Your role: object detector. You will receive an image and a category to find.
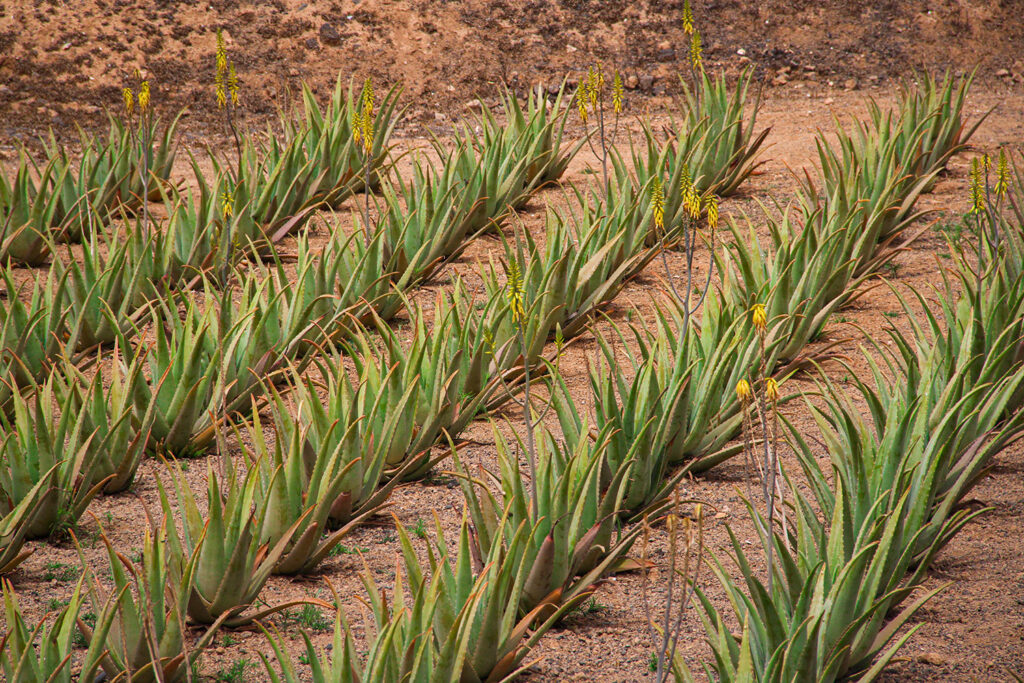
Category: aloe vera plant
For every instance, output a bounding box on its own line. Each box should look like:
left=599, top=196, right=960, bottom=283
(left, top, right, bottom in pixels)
left=0, top=375, right=112, bottom=538
left=54, top=345, right=156, bottom=493
left=457, top=422, right=640, bottom=615
left=39, top=113, right=179, bottom=240
left=808, top=110, right=937, bottom=250
left=435, top=119, right=538, bottom=232
left=886, top=69, right=986, bottom=181
left=495, top=80, right=583, bottom=185
left=131, top=297, right=221, bottom=458
left=379, top=152, right=484, bottom=282
left=280, top=77, right=402, bottom=205
left=714, top=203, right=881, bottom=362
left=52, top=225, right=149, bottom=351
left=124, top=185, right=234, bottom=296
left=263, top=513, right=589, bottom=683
left=627, top=66, right=768, bottom=202
left=0, top=472, right=55, bottom=575
left=0, top=152, right=66, bottom=265
left=483, top=193, right=656, bottom=365
left=693, top=263, right=1024, bottom=682
left=159, top=456, right=327, bottom=627
left=338, top=312, right=475, bottom=480
left=0, top=269, right=76, bottom=409
left=266, top=222, right=406, bottom=344
left=241, top=369, right=409, bottom=573
left=0, top=578, right=83, bottom=683
left=76, top=521, right=226, bottom=683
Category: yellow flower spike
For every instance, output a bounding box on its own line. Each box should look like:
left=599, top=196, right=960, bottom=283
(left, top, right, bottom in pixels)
left=352, top=108, right=363, bottom=145
left=969, top=157, right=985, bottom=215
left=683, top=184, right=701, bottom=220
left=228, top=62, right=239, bottom=106
left=221, top=189, right=233, bottom=219
left=750, top=303, right=767, bottom=335
left=215, top=29, right=227, bottom=76
left=506, top=260, right=526, bottom=326
left=138, top=81, right=150, bottom=113
left=596, top=62, right=605, bottom=93
left=361, top=115, right=374, bottom=155
left=586, top=67, right=599, bottom=110
left=690, top=31, right=703, bottom=72
left=682, top=0, right=695, bottom=35
left=983, top=152, right=991, bottom=173
left=706, top=195, right=720, bottom=232
left=214, top=29, right=227, bottom=108
left=995, top=149, right=1010, bottom=200
left=577, top=88, right=589, bottom=123
left=122, top=87, right=134, bottom=117
left=736, top=379, right=752, bottom=404
left=765, top=378, right=780, bottom=404
left=612, top=70, right=623, bottom=114
left=651, top=176, right=666, bottom=231
left=361, top=77, right=375, bottom=114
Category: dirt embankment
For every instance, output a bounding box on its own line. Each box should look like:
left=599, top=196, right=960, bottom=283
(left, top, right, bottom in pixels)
left=2, top=0, right=1023, bottom=146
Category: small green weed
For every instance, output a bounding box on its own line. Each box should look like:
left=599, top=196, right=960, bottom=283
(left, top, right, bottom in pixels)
left=413, top=517, right=427, bottom=539
left=214, top=658, right=250, bottom=683
left=328, top=544, right=368, bottom=557
left=43, top=561, right=79, bottom=583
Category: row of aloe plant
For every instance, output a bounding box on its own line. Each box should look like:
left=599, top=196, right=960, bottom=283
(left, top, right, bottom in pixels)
left=578, top=71, right=985, bottom=509
left=0, top=112, right=180, bottom=266
left=686, top=214, right=1024, bottom=680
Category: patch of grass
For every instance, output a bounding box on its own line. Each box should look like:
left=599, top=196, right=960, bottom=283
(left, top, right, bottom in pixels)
left=648, top=651, right=659, bottom=672
left=377, top=533, right=397, bottom=545
left=567, top=597, right=608, bottom=619
left=43, top=561, right=79, bottom=583
left=222, top=634, right=239, bottom=647
left=883, top=311, right=901, bottom=319
left=328, top=544, right=368, bottom=557
left=412, top=517, right=427, bottom=539
left=214, top=658, right=250, bottom=683
left=933, top=212, right=973, bottom=245
left=282, top=604, right=332, bottom=632
left=47, top=598, right=69, bottom=611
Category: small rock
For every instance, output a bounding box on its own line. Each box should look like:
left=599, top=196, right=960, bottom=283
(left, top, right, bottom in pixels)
left=803, top=64, right=816, bottom=71
left=319, top=22, right=342, bottom=46
left=823, top=97, right=834, bottom=105
left=434, top=112, right=447, bottom=122
left=465, top=98, right=483, bottom=111
left=995, top=68, right=1011, bottom=78
left=918, top=652, right=948, bottom=667
left=546, top=81, right=561, bottom=95
left=844, top=77, right=858, bottom=90
left=304, top=36, right=319, bottom=50
left=638, top=74, right=654, bottom=92
left=714, top=512, right=728, bottom=520
left=220, top=29, right=233, bottom=45
left=566, top=44, right=577, bottom=53
left=772, top=74, right=788, bottom=86
left=287, top=67, right=300, bottom=78
left=625, top=74, right=639, bottom=90
left=736, top=48, right=746, bottom=56
left=656, top=48, right=675, bottom=62
left=657, top=40, right=672, bottom=51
